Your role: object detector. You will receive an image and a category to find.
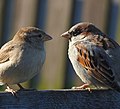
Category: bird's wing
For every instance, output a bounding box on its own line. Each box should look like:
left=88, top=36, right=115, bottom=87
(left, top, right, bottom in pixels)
left=75, top=42, right=116, bottom=87
left=0, top=51, right=9, bottom=63
left=0, top=41, right=14, bottom=64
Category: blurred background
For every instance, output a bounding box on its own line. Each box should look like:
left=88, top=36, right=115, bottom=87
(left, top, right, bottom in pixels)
left=0, top=0, right=120, bottom=90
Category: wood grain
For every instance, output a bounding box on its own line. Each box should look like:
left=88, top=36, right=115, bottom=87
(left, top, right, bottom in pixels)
left=0, top=89, right=120, bottom=109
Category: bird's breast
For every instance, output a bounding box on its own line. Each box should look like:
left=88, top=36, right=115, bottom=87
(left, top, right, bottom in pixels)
left=68, top=45, right=89, bottom=83
left=18, top=47, right=45, bottom=76
left=3, top=46, right=45, bottom=84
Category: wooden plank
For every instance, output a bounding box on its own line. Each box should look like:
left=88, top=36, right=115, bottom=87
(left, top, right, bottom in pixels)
left=0, top=0, right=4, bottom=91
left=0, top=0, right=4, bottom=44
left=0, top=0, right=14, bottom=45
left=36, top=0, right=47, bottom=30
left=81, top=0, right=110, bottom=31
left=0, top=89, right=120, bottom=108
left=116, top=1, right=120, bottom=43
left=11, top=0, right=38, bottom=37
left=107, top=0, right=120, bottom=38
left=39, top=0, right=73, bottom=89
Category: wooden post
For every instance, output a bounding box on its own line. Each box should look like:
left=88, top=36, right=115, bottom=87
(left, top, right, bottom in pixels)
left=40, top=0, right=73, bottom=89
left=116, top=1, right=120, bottom=43
left=0, top=0, right=4, bottom=44
left=0, top=89, right=120, bottom=109
left=81, top=0, right=110, bottom=31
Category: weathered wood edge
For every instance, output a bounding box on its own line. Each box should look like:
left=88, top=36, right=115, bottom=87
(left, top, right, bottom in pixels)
left=0, top=89, right=120, bottom=109
left=0, top=88, right=115, bottom=94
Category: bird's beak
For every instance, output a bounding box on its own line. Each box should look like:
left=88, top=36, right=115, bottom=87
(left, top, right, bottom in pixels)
left=61, top=31, right=71, bottom=39
left=43, top=33, right=52, bottom=41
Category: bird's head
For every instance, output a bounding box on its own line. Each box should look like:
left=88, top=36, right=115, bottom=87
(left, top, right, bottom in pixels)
left=13, top=27, right=52, bottom=48
left=61, top=22, right=104, bottom=42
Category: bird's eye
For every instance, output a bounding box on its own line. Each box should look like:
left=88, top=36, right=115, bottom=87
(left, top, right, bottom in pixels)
left=39, top=34, right=42, bottom=37
left=72, top=29, right=81, bottom=36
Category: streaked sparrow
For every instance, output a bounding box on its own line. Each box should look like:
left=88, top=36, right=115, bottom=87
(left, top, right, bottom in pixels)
left=0, top=27, right=52, bottom=94
left=61, top=22, right=120, bottom=92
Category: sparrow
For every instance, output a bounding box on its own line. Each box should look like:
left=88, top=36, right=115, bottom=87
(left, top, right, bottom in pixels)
left=0, top=27, right=52, bottom=95
left=61, top=22, right=120, bottom=92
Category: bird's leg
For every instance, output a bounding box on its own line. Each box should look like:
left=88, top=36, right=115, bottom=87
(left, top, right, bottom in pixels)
left=17, top=83, right=25, bottom=90
left=5, top=84, right=17, bottom=96
left=17, top=83, right=36, bottom=91
left=72, top=83, right=91, bottom=92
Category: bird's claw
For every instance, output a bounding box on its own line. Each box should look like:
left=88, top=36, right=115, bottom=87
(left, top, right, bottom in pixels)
left=5, top=86, right=17, bottom=97
left=72, top=84, right=92, bottom=92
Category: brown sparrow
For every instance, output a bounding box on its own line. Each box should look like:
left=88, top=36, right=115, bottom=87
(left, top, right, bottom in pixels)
left=61, top=22, right=120, bottom=92
left=0, top=27, right=52, bottom=94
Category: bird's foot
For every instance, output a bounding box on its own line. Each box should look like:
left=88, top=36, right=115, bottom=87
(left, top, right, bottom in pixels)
left=5, top=85, right=17, bottom=96
left=72, top=84, right=92, bottom=92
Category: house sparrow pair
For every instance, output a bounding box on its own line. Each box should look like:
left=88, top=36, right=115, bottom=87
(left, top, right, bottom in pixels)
left=0, top=22, right=120, bottom=95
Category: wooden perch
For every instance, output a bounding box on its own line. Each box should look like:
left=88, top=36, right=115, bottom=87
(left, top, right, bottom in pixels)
left=0, top=89, right=120, bottom=109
